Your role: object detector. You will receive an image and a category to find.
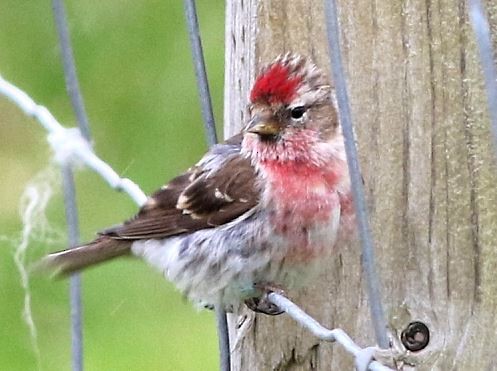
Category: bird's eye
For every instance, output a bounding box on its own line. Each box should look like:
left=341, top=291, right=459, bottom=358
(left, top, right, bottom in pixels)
left=290, top=106, right=306, bottom=119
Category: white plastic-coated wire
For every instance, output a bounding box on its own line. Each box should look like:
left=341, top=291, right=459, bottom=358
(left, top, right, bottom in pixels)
left=324, top=0, right=389, bottom=348
left=0, top=75, right=147, bottom=207
left=268, top=293, right=393, bottom=371
left=0, top=74, right=396, bottom=371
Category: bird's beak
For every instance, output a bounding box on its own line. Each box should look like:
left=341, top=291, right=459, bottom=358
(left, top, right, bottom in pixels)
left=246, top=116, right=281, bottom=136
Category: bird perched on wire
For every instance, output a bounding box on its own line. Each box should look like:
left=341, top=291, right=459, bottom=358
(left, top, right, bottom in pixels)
left=41, top=54, right=352, bottom=315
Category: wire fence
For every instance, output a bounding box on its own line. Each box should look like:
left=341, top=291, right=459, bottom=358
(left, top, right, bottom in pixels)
left=51, top=0, right=90, bottom=369
left=0, top=73, right=394, bottom=371
left=323, top=0, right=389, bottom=349
left=1, top=0, right=496, bottom=370
left=182, top=1, right=229, bottom=369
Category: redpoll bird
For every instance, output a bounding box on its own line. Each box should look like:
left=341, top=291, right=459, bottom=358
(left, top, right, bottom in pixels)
left=42, top=54, right=351, bottom=314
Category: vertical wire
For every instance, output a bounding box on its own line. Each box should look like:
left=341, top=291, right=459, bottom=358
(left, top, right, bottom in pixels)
left=52, top=0, right=91, bottom=142
left=60, top=165, right=83, bottom=371
left=183, top=1, right=230, bottom=370
left=184, top=0, right=219, bottom=147
left=215, top=306, right=231, bottom=371
left=324, top=0, right=389, bottom=348
left=469, top=0, right=497, bottom=155
left=52, top=1, right=92, bottom=370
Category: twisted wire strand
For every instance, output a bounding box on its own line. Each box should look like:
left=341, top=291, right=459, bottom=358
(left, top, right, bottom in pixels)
left=0, top=74, right=394, bottom=371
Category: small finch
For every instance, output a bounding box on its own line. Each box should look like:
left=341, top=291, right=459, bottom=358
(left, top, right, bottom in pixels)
left=42, top=54, right=351, bottom=314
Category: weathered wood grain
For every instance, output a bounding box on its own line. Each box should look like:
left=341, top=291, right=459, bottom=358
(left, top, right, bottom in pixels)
left=225, top=0, right=497, bottom=369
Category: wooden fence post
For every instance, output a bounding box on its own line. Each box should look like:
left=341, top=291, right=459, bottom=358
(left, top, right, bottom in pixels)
left=225, top=1, right=497, bottom=369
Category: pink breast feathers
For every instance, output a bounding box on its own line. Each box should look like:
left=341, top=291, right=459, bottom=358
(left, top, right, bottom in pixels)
left=262, top=160, right=341, bottom=263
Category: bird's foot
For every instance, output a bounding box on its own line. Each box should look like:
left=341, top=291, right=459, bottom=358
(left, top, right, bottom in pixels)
left=244, top=282, right=285, bottom=316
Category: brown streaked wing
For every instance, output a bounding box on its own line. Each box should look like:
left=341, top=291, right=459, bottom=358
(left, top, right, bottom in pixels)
left=178, top=153, right=258, bottom=224
left=101, top=135, right=259, bottom=240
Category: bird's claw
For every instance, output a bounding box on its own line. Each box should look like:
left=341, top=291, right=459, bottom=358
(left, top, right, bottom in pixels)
left=244, top=296, right=284, bottom=315
left=244, top=282, right=285, bottom=316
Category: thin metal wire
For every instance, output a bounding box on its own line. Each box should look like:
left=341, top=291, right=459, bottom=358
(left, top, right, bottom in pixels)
left=268, top=293, right=393, bottom=371
left=0, top=76, right=149, bottom=206
left=52, top=0, right=92, bottom=369
left=1, top=75, right=396, bottom=370
left=184, top=0, right=218, bottom=147
left=52, top=0, right=91, bottom=142
left=183, top=1, right=229, bottom=370
left=324, top=0, right=389, bottom=348
left=215, top=307, right=231, bottom=371
left=469, top=0, right=497, bottom=155
left=60, top=164, right=83, bottom=371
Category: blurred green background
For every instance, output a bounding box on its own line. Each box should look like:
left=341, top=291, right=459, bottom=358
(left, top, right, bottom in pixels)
left=0, top=1, right=225, bottom=370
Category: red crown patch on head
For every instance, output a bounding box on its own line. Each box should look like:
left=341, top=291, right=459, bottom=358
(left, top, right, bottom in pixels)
left=250, top=63, right=302, bottom=105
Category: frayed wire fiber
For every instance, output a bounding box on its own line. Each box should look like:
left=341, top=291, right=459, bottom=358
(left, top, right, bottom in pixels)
left=0, top=75, right=147, bottom=207
left=1, top=75, right=395, bottom=369
left=14, top=167, right=62, bottom=369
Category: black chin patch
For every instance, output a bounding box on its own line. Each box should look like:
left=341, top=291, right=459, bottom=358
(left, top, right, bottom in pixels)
left=257, top=133, right=279, bottom=142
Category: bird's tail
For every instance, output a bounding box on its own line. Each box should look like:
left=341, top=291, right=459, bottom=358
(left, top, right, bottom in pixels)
left=39, top=237, right=132, bottom=276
